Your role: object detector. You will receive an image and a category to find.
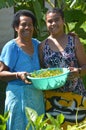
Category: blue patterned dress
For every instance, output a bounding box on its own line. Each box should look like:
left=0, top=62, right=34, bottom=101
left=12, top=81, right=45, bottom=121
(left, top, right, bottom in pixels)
left=43, top=35, right=86, bottom=96
left=0, top=38, right=45, bottom=130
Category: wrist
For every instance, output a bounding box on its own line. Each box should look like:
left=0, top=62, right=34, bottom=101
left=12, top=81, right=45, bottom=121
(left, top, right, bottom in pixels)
left=16, top=72, right=20, bottom=79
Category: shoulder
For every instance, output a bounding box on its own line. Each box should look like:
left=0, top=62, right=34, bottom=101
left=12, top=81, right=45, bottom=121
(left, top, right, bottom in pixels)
left=1, top=39, right=19, bottom=55
left=39, top=38, right=48, bottom=49
left=3, top=39, right=18, bottom=49
left=68, top=32, right=80, bottom=45
left=72, top=34, right=82, bottom=49
left=68, top=33, right=82, bottom=48
left=32, top=38, right=40, bottom=45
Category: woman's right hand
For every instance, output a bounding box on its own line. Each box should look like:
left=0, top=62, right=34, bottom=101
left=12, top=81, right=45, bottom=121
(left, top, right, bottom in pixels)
left=0, top=61, right=32, bottom=84
left=16, top=72, right=32, bottom=84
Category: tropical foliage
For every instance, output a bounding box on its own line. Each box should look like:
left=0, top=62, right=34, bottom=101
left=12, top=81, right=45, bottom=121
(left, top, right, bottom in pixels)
left=0, top=111, right=9, bottom=130
left=0, top=0, right=86, bottom=42
left=25, top=107, right=86, bottom=130
left=25, top=107, right=64, bottom=130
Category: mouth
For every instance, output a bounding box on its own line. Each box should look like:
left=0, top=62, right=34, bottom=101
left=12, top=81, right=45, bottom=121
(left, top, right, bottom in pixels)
left=50, top=27, right=57, bottom=32
left=24, top=30, right=32, bottom=35
left=25, top=30, right=31, bottom=33
left=50, top=25, right=59, bottom=32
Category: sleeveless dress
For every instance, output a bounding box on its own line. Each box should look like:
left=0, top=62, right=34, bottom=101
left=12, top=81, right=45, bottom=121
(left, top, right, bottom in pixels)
left=0, top=38, right=45, bottom=130
left=42, top=35, right=86, bottom=127
left=43, top=35, right=86, bottom=96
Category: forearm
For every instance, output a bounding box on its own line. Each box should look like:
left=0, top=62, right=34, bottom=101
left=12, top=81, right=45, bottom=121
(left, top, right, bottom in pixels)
left=0, top=71, right=17, bottom=82
left=78, top=66, right=86, bottom=76
left=0, top=71, right=31, bottom=84
left=69, top=65, right=86, bottom=78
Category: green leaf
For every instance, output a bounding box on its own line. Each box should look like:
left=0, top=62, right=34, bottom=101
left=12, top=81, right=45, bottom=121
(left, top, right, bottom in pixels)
left=35, top=114, right=49, bottom=129
left=0, top=125, right=6, bottom=130
left=0, top=115, right=5, bottom=124
left=25, top=107, right=38, bottom=122
left=4, top=111, right=10, bottom=122
left=46, top=113, right=56, bottom=125
left=35, top=114, right=44, bottom=124
left=56, top=113, right=65, bottom=125
left=32, top=0, right=43, bottom=31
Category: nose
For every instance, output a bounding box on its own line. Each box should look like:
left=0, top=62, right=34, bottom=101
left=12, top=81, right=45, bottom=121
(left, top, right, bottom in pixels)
left=25, top=25, right=31, bottom=29
left=52, top=21, right=56, bottom=25
left=25, top=24, right=33, bottom=29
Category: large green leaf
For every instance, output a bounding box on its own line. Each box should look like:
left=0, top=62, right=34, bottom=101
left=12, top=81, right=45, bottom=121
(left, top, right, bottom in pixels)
left=64, top=9, right=86, bottom=23
left=32, top=1, right=45, bottom=37
left=25, top=107, right=38, bottom=122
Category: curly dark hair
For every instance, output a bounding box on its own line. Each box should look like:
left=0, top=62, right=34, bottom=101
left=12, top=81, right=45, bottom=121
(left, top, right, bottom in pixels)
left=12, top=9, right=36, bottom=29
left=45, top=7, right=64, bottom=20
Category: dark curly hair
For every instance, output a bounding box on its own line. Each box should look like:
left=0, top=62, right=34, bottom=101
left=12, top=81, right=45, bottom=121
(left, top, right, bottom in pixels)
left=12, top=9, right=36, bottom=29
left=45, top=7, right=64, bottom=20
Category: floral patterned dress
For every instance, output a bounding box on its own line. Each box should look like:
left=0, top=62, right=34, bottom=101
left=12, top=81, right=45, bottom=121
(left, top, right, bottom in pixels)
left=43, top=35, right=86, bottom=96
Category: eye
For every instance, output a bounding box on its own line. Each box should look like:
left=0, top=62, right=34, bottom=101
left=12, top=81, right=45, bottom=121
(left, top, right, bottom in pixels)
left=20, top=22, right=27, bottom=27
left=54, top=18, right=59, bottom=22
left=20, top=23, right=33, bottom=27
left=47, top=20, right=53, bottom=24
left=28, top=23, right=33, bottom=27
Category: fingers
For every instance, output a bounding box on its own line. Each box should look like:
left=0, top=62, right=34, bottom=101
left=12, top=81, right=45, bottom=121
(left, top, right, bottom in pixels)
left=16, top=72, right=32, bottom=84
left=68, top=67, right=80, bottom=79
left=68, top=32, right=78, bottom=37
left=68, top=72, right=75, bottom=80
left=24, top=79, right=32, bottom=84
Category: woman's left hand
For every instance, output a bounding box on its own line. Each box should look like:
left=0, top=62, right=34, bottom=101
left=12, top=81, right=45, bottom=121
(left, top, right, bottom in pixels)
left=68, top=67, right=80, bottom=79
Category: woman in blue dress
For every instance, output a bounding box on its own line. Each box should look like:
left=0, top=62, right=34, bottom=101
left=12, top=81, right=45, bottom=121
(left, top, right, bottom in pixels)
left=0, top=10, right=45, bottom=130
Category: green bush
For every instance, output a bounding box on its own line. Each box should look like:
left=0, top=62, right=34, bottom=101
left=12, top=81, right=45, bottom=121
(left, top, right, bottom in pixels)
left=25, top=107, right=64, bottom=130
left=0, top=111, right=9, bottom=130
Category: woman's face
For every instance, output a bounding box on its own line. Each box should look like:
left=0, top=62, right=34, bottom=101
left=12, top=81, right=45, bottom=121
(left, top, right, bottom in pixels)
left=46, top=12, right=64, bottom=35
left=15, top=15, right=34, bottom=39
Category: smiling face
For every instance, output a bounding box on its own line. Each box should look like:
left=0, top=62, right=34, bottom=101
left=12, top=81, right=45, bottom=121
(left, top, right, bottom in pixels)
left=15, top=15, right=34, bottom=40
left=46, top=12, right=64, bottom=36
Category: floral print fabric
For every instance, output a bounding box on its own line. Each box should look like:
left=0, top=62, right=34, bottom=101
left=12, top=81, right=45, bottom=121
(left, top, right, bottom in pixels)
left=43, top=35, right=86, bottom=96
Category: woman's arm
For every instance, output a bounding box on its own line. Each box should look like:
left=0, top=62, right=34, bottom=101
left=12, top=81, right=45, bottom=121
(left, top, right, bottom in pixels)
left=0, top=62, right=30, bottom=84
left=69, top=35, right=86, bottom=77
left=75, top=36, right=86, bottom=67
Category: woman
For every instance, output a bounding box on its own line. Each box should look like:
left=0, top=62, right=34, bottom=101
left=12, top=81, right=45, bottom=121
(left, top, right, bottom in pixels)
left=39, top=7, right=86, bottom=127
left=0, top=10, right=45, bottom=130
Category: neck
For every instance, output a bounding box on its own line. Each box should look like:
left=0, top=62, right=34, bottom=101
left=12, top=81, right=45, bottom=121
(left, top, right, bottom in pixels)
left=16, top=37, right=32, bottom=45
left=50, top=32, right=66, bottom=40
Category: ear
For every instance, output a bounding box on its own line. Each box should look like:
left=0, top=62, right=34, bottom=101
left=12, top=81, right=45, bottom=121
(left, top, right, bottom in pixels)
left=15, top=27, right=18, bottom=32
left=63, top=18, right=65, bottom=23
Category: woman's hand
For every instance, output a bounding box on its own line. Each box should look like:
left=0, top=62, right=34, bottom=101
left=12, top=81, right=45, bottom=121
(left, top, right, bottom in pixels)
left=68, top=32, right=78, bottom=37
left=68, top=67, right=80, bottom=79
left=16, top=72, right=32, bottom=84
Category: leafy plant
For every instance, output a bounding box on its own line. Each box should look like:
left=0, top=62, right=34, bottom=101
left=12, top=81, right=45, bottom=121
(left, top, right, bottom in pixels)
left=0, top=0, right=86, bottom=42
left=25, top=107, right=64, bottom=130
left=67, top=120, right=86, bottom=130
left=0, top=111, right=9, bottom=130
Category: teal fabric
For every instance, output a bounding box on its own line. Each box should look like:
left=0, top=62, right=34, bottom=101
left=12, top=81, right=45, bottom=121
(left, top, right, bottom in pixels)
left=0, top=38, right=45, bottom=130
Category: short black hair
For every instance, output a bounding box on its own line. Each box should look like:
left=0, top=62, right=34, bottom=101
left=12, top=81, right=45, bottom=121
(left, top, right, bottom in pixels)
left=12, top=9, right=36, bottom=29
left=46, top=7, right=64, bottom=20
